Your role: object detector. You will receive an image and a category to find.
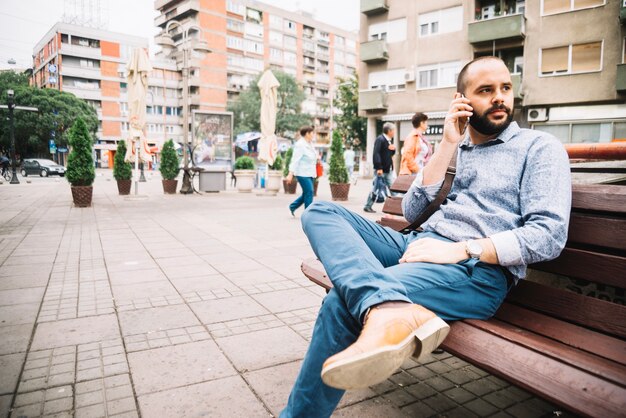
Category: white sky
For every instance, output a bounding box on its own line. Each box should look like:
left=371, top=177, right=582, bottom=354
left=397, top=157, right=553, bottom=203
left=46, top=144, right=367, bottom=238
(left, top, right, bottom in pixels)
left=0, top=0, right=360, bottom=70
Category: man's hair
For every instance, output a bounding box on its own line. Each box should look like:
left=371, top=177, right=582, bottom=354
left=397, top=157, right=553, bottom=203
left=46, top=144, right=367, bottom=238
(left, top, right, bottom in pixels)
left=456, top=56, right=506, bottom=94
left=382, top=122, right=395, bottom=135
left=299, top=126, right=314, bottom=137
left=411, top=112, right=428, bottom=128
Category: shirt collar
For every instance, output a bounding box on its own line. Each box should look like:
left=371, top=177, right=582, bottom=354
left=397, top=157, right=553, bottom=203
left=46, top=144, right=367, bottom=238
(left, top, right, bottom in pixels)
left=383, top=133, right=392, bottom=143
left=460, top=121, right=520, bottom=149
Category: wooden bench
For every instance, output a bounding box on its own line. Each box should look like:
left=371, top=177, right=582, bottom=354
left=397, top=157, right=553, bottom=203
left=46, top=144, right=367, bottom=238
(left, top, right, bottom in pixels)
left=301, top=175, right=626, bottom=417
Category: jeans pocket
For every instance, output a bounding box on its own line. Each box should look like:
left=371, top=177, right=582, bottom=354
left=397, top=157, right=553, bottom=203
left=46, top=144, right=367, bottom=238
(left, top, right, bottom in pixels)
left=458, top=257, right=479, bottom=276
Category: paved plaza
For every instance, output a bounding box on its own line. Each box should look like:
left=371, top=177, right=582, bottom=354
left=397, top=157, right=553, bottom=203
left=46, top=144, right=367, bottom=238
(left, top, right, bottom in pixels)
left=0, top=171, right=567, bottom=417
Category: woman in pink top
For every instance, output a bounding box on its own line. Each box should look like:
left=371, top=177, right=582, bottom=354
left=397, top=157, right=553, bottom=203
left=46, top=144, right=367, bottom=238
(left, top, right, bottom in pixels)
left=399, top=112, right=433, bottom=175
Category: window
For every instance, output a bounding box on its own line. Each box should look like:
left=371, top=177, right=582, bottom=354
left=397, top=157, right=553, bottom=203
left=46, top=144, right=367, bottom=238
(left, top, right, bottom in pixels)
left=246, top=8, right=262, bottom=24
left=535, top=122, right=617, bottom=143
left=284, top=20, right=296, bottom=32
left=417, top=61, right=461, bottom=89
left=334, top=63, right=345, bottom=77
left=226, top=35, right=244, bottom=50
left=419, top=7, right=462, bottom=37
left=227, top=19, right=244, bottom=33
left=513, top=56, right=524, bottom=74
left=368, top=69, right=407, bottom=92
left=369, top=18, right=406, bottom=43
left=284, top=36, right=297, bottom=50
left=269, top=15, right=282, bottom=29
left=334, top=50, right=344, bottom=63
left=335, top=35, right=345, bottom=47
left=245, top=22, right=263, bottom=38
left=345, top=53, right=356, bottom=67
left=121, top=122, right=129, bottom=132
left=284, top=51, right=297, bottom=65
left=542, top=0, right=604, bottom=15
left=226, top=0, right=245, bottom=15
left=269, top=31, right=283, bottom=46
left=270, top=48, right=282, bottom=62
left=540, top=41, right=602, bottom=75
left=244, top=39, right=263, bottom=54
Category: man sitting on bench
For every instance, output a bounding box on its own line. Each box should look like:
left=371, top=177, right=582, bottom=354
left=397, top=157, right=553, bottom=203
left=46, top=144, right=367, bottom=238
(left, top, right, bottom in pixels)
left=280, top=56, right=572, bottom=418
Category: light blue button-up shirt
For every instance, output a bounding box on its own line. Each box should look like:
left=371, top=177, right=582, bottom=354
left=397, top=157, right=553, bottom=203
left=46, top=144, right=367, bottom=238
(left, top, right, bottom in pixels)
left=289, top=138, right=317, bottom=178
left=402, top=122, right=572, bottom=280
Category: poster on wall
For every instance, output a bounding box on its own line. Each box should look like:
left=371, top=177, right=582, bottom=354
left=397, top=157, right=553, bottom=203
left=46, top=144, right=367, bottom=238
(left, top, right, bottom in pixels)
left=191, top=111, right=234, bottom=171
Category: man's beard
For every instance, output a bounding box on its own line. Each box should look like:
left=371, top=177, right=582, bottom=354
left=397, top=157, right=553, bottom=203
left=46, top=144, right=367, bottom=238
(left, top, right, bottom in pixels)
left=469, top=103, right=513, bottom=136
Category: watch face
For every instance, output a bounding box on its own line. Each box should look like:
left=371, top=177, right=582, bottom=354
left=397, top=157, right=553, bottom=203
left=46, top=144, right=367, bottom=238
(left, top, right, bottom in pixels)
left=467, top=241, right=483, bottom=258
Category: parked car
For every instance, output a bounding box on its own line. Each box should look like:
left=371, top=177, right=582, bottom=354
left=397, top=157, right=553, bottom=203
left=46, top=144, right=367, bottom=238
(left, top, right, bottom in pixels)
left=21, top=159, right=66, bottom=177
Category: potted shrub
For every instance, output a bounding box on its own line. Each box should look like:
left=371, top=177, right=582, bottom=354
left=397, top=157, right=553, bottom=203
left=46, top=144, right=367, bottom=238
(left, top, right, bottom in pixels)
left=66, top=117, right=96, bottom=207
left=282, top=147, right=297, bottom=194
left=113, top=140, right=132, bottom=195
left=328, top=132, right=350, bottom=201
left=234, top=156, right=256, bottom=192
left=266, top=153, right=283, bottom=194
left=159, top=139, right=179, bottom=194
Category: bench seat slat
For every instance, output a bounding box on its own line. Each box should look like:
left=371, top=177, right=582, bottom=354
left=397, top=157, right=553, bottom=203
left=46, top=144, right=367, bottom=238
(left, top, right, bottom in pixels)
left=506, top=280, right=626, bottom=339
left=531, top=247, right=626, bottom=288
left=376, top=216, right=409, bottom=231
left=494, top=303, right=626, bottom=366
left=464, top=317, right=626, bottom=386
left=441, top=321, right=626, bottom=418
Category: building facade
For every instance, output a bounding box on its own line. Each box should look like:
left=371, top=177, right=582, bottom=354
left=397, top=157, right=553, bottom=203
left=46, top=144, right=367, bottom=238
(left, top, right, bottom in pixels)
left=358, top=0, right=626, bottom=174
left=32, top=22, right=184, bottom=168
left=153, top=0, right=359, bottom=145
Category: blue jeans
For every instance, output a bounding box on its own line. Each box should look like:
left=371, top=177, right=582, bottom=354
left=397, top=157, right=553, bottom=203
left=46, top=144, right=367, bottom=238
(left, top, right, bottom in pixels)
left=280, top=202, right=509, bottom=418
left=364, top=171, right=396, bottom=209
left=290, top=176, right=315, bottom=214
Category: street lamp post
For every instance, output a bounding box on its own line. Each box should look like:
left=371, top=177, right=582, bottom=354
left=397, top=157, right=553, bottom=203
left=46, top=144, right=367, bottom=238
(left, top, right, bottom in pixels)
left=156, top=21, right=211, bottom=194
left=7, top=90, right=18, bottom=184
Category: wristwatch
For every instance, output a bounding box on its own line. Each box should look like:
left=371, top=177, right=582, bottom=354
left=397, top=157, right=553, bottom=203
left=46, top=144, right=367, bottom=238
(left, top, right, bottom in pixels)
left=465, top=240, right=483, bottom=260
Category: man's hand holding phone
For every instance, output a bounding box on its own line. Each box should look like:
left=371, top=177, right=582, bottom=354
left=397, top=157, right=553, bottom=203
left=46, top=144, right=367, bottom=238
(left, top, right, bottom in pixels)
left=442, top=93, right=473, bottom=145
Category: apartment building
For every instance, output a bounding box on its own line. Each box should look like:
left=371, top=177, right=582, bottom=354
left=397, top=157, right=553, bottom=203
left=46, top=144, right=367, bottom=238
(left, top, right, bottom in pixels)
left=32, top=22, right=183, bottom=168
left=358, top=0, right=626, bottom=173
left=153, top=0, right=359, bottom=144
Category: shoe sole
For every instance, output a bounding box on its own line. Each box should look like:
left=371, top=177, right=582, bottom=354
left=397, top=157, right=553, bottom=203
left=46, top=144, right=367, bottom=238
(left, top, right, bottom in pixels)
left=321, top=317, right=450, bottom=390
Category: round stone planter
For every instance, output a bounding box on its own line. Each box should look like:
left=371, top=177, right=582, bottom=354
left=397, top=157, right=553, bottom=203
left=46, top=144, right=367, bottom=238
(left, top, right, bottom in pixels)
left=234, top=169, right=256, bottom=192
left=330, top=182, right=350, bottom=201
left=265, top=170, right=282, bottom=194
left=162, top=179, right=178, bottom=194
left=71, top=185, right=93, bottom=207
left=116, top=179, right=132, bottom=195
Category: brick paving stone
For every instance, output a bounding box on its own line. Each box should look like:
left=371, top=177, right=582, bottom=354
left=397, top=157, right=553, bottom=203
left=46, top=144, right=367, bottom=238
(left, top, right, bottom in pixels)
left=400, top=401, right=438, bottom=418
left=31, top=315, right=120, bottom=350
left=334, top=397, right=405, bottom=417
left=423, top=375, right=457, bottom=392
left=0, top=324, right=32, bottom=356
left=382, top=388, right=418, bottom=408
left=464, top=397, right=501, bottom=416
left=443, top=386, right=477, bottom=405
left=75, top=374, right=138, bottom=418
left=0, top=352, right=25, bottom=395
left=405, top=382, right=438, bottom=400
left=422, top=392, right=460, bottom=414
left=189, top=295, right=269, bottom=324
left=251, top=287, right=322, bottom=313
left=462, top=377, right=504, bottom=397
left=118, top=304, right=199, bottom=336
left=124, top=325, right=211, bottom=353
left=483, top=389, right=519, bottom=409
left=0, top=303, right=40, bottom=326
left=12, top=385, right=73, bottom=417
left=18, top=347, right=75, bottom=393
left=76, top=339, right=128, bottom=382
left=406, top=365, right=437, bottom=381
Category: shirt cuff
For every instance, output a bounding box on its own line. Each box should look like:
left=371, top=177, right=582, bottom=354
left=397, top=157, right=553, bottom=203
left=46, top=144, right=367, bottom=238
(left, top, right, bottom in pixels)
left=411, top=171, right=444, bottom=202
left=490, top=230, right=524, bottom=266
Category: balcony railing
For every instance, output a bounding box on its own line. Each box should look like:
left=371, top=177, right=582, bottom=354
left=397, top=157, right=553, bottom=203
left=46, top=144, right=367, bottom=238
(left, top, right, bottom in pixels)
left=617, top=64, right=626, bottom=92
left=358, top=89, right=387, bottom=112
left=468, top=13, right=525, bottom=44
left=360, top=39, right=388, bottom=63
left=361, top=0, right=388, bottom=16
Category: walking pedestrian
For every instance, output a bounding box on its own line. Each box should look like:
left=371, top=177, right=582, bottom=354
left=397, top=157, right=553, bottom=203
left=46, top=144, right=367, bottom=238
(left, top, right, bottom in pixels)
left=343, top=145, right=356, bottom=184
left=400, top=112, right=433, bottom=175
left=363, top=123, right=396, bottom=213
left=286, top=126, right=317, bottom=217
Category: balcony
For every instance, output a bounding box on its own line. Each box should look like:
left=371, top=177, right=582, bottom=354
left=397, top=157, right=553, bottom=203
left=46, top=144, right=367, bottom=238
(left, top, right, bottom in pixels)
left=61, top=65, right=102, bottom=80
left=468, top=14, right=525, bottom=44
left=617, top=64, right=626, bottom=92
left=155, top=0, right=199, bottom=28
left=511, top=73, right=522, bottom=99
left=358, top=89, right=387, bottom=112
left=361, top=0, right=388, bottom=16
left=360, top=40, right=388, bottom=63
left=60, top=43, right=101, bottom=60
left=154, top=0, right=180, bottom=10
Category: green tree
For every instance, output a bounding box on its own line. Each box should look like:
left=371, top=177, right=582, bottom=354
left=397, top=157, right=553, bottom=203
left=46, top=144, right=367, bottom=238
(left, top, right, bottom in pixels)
left=113, top=141, right=132, bottom=180
left=0, top=72, right=98, bottom=157
left=328, top=130, right=349, bottom=184
left=66, top=117, right=95, bottom=186
left=282, top=147, right=293, bottom=177
left=228, top=70, right=312, bottom=138
left=159, top=139, right=179, bottom=180
left=334, top=73, right=367, bottom=151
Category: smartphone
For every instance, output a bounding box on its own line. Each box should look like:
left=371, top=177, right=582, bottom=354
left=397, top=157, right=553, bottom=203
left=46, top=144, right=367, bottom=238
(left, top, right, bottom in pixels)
left=459, top=94, right=470, bottom=135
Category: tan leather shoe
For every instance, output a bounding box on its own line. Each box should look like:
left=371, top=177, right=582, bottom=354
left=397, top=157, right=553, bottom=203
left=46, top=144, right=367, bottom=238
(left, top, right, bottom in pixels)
left=321, top=304, right=449, bottom=390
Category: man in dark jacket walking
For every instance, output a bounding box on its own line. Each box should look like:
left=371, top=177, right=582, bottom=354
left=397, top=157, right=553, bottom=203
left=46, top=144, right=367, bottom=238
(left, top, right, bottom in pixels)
left=363, top=122, right=396, bottom=213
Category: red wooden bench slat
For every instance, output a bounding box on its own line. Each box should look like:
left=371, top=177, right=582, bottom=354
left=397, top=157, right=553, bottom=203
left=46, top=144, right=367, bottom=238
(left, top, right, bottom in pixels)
left=505, top=280, right=626, bottom=339
left=390, top=175, right=415, bottom=193
left=381, top=196, right=403, bottom=216
left=566, top=213, right=626, bottom=251
left=494, top=303, right=626, bottom=366
left=571, top=184, right=626, bottom=213
left=441, top=321, right=626, bottom=418
left=464, top=317, right=626, bottom=387
left=376, top=216, right=410, bottom=231
left=530, top=247, right=626, bottom=289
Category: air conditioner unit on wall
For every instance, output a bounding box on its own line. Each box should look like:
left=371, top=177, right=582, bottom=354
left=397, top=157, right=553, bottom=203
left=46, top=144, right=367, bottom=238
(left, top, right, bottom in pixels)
left=528, top=108, right=548, bottom=122
left=404, top=68, right=415, bottom=83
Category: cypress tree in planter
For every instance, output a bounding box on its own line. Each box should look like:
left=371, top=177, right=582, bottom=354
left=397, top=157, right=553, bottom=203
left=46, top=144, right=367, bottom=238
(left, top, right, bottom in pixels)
left=66, top=117, right=96, bottom=207
left=282, top=147, right=297, bottom=194
left=328, top=132, right=350, bottom=201
left=159, top=139, right=179, bottom=194
left=113, top=140, right=132, bottom=195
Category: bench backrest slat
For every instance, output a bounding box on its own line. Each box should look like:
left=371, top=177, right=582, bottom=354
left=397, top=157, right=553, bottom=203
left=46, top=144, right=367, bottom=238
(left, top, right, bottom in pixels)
left=568, top=213, right=626, bottom=251
left=506, top=281, right=626, bottom=339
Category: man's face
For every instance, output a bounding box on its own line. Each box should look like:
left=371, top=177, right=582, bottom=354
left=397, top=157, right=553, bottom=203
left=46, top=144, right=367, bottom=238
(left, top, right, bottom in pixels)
left=464, top=60, right=515, bottom=136
left=387, top=129, right=395, bottom=139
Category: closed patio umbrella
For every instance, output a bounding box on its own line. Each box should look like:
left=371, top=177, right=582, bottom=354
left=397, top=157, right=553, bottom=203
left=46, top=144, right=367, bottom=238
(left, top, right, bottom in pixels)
left=257, top=69, right=280, bottom=166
